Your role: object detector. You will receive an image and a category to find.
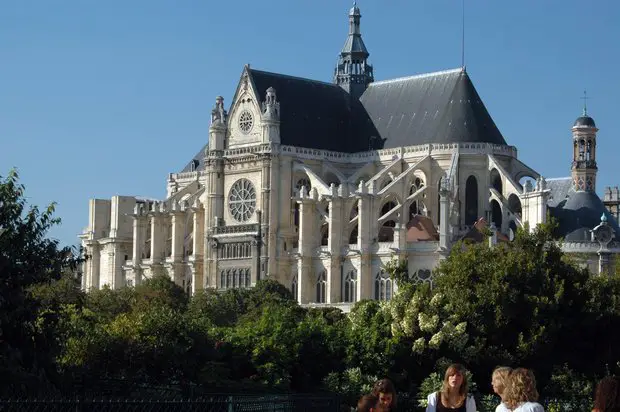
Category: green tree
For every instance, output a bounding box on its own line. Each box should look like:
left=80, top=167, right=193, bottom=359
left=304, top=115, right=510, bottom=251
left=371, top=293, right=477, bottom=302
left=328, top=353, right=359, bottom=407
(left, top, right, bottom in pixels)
left=0, top=169, right=79, bottom=395
left=432, top=223, right=604, bottom=389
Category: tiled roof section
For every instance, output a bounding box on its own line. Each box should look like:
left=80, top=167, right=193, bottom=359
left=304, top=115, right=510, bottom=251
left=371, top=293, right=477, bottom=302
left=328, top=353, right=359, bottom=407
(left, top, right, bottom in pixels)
left=180, top=143, right=208, bottom=173
left=406, top=215, right=439, bottom=242
left=248, top=69, right=375, bottom=153
left=549, top=190, right=620, bottom=242
left=546, top=177, right=573, bottom=207
left=360, top=68, right=508, bottom=147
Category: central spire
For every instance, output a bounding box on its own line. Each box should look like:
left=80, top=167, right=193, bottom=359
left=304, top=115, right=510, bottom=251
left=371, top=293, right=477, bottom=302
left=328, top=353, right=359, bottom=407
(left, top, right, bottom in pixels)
left=333, top=2, right=374, bottom=100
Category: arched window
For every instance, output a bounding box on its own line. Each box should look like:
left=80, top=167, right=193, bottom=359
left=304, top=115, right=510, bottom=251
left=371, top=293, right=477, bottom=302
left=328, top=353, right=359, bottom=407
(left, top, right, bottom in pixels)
left=465, top=175, right=479, bottom=225
left=349, top=225, right=358, bottom=245
left=343, top=270, right=357, bottom=303
left=490, top=169, right=502, bottom=194
left=378, top=220, right=396, bottom=242
left=409, top=178, right=425, bottom=218
left=294, top=178, right=311, bottom=196
left=578, top=139, right=585, bottom=160
left=144, top=223, right=152, bottom=259
left=321, top=225, right=329, bottom=246
left=316, top=271, right=327, bottom=303
left=244, top=268, right=251, bottom=288
left=490, top=199, right=503, bottom=229
left=508, top=194, right=522, bottom=218
left=374, top=270, right=392, bottom=301
left=165, top=222, right=173, bottom=257
left=184, top=214, right=194, bottom=257
left=350, top=201, right=359, bottom=220
left=291, top=274, right=298, bottom=301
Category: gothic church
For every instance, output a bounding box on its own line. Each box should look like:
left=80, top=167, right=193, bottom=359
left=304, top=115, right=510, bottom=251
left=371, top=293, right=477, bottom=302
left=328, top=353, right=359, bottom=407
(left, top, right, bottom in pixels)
left=80, top=4, right=620, bottom=309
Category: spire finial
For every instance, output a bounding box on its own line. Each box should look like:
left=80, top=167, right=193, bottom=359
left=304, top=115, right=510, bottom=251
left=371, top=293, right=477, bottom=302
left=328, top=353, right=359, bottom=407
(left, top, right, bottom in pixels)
left=581, top=89, right=589, bottom=116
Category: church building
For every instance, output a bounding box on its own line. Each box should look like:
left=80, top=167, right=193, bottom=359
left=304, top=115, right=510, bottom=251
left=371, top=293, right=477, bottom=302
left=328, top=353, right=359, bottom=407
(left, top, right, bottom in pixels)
left=79, top=4, right=620, bottom=308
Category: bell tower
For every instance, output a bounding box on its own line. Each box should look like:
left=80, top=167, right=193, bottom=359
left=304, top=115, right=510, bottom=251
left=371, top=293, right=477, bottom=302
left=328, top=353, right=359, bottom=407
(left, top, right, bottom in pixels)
left=571, top=93, right=598, bottom=192
left=333, top=2, right=374, bottom=100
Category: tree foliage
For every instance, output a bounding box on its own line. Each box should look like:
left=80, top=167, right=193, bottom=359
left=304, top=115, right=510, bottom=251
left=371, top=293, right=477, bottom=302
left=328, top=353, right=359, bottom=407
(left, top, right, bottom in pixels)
left=0, top=169, right=79, bottom=396
left=4, top=167, right=620, bottom=406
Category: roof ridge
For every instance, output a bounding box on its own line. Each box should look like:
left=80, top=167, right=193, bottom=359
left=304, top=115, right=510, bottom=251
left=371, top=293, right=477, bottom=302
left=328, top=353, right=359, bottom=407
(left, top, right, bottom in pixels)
left=369, top=67, right=463, bottom=86
left=248, top=68, right=338, bottom=87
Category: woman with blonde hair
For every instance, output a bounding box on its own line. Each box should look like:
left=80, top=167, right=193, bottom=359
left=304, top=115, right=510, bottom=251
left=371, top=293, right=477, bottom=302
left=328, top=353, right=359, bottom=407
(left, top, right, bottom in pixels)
left=426, top=364, right=476, bottom=412
left=503, top=368, right=544, bottom=412
left=491, top=366, right=512, bottom=412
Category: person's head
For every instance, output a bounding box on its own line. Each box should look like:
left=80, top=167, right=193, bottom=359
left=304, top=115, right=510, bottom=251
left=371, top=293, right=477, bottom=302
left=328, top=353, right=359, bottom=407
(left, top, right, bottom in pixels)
left=504, top=368, right=539, bottom=409
left=441, top=364, right=469, bottom=398
left=371, top=378, right=397, bottom=409
left=594, top=376, right=620, bottom=412
left=491, top=366, right=512, bottom=399
left=357, top=395, right=390, bottom=412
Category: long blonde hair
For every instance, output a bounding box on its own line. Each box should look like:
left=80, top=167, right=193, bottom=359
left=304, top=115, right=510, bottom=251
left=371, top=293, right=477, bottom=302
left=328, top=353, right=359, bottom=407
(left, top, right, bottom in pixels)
left=492, top=366, right=512, bottom=400
left=504, top=368, right=539, bottom=409
left=440, top=364, right=469, bottom=404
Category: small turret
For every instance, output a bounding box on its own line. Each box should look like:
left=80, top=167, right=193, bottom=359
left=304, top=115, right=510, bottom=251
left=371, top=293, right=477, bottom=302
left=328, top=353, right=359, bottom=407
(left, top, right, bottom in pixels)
left=333, top=2, right=374, bottom=99
left=209, top=96, right=227, bottom=151
left=261, top=87, right=281, bottom=144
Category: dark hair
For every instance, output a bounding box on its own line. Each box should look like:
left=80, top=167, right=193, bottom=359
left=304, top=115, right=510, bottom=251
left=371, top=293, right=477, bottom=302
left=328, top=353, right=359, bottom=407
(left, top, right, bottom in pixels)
left=441, top=364, right=469, bottom=400
left=371, top=378, right=398, bottom=408
left=357, top=394, right=390, bottom=412
left=594, top=376, right=620, bottom=412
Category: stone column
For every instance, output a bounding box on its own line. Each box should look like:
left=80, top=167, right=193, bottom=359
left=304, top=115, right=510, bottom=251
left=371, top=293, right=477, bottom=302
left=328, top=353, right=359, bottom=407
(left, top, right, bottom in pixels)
left=356, top=181, right=373, bottom=300
left=599, top=251, right=612, bottom=275
left=258, top=155, right=276, bottom=279
left=267, top=154, right=279, bottom=278
left=170, top=202, right=186, bottom=285
left=394, top=221, right=407, bottom=259
left=86, top=242, right=100, bottom=290
left=131, top=206, right=146, bottom=284
left=328, top=187, right=343, bottom=303
left=297, top=188, right=316, bottom=304
left=149, top=205, right=165, bottom=278
left=192, top=201, right=205, bottom=290
left=439, top=180, right=451, bottom=251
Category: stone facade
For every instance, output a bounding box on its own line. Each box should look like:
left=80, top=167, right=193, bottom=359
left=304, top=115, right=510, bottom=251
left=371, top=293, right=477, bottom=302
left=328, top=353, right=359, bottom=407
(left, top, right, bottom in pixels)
left=79, top=5, right=620, bottom=307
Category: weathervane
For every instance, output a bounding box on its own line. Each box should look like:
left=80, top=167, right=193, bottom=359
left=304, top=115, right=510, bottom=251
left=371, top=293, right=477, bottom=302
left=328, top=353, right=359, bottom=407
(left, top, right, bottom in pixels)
left=580, top=90, right=590, bottom=116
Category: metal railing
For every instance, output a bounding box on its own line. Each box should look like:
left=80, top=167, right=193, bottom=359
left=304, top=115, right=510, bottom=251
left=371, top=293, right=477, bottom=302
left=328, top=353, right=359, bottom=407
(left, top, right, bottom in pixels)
left=0, top=395, right=341, bottom=412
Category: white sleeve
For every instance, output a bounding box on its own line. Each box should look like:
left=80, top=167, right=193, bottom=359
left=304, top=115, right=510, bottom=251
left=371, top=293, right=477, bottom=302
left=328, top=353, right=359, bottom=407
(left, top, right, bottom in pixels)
left=466, top=395, right=477, bottom=412
left=533, top=403, right=545, bottom=412
left=425, top=392, right=437, bottom=412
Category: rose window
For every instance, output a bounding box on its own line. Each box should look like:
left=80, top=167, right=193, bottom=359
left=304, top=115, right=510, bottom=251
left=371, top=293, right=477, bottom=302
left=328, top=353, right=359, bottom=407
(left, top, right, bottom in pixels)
left=228, top=179, right=257, bottom=222
left=238, top=111, right=254, bottom=134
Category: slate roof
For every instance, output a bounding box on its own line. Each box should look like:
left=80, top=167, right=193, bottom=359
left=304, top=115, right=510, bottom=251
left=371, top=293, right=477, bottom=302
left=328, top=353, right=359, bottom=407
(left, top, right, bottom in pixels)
left=546, top=177, right=573, bottom=208
left=546, top=178, right=620, bottom=241
left=180, top=143, right=207, bottom=173
left=360, top=68, right=507, bottom=148
left=179, top=66, right=508, bottom=170
left=248, top=68, right=376, bottom=153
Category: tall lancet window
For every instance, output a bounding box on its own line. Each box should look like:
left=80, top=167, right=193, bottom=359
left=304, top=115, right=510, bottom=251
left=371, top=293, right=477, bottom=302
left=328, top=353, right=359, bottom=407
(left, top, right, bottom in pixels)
left=316, top=271, right=327, bottom=303
left=374, top=270, right=393, bottom=301
left=343, top=270, right=357, bottom=303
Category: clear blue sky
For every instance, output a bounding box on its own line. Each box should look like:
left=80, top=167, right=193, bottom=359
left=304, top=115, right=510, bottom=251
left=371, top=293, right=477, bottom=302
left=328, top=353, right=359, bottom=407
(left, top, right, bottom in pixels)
left=1, top=0, right=619, bottom=247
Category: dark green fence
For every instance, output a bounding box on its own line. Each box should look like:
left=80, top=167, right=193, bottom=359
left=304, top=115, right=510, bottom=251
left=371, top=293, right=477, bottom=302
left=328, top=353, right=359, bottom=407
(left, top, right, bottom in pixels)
left=0, top=395, right=342, bottom=412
